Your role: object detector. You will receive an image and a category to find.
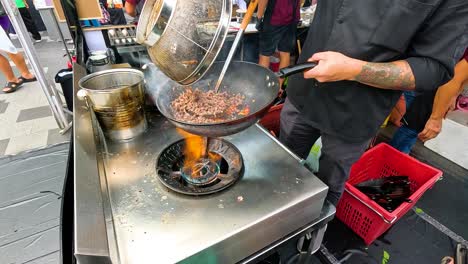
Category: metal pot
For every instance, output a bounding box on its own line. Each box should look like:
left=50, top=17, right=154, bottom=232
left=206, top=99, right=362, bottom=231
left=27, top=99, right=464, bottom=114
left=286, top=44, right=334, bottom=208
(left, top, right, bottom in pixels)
left=236, top=9, right=257, bottom=24
left=85, top=54, right=112, bottom=73
left=77, top=69, right=147, bottom=141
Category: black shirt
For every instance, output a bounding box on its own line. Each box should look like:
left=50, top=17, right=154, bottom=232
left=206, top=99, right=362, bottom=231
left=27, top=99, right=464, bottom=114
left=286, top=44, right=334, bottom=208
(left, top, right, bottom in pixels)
left=287, top=0, right=468, bottom=141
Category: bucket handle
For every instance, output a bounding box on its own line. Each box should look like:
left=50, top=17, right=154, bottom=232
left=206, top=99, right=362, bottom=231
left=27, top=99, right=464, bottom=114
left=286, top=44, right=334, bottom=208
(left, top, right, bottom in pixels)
left=77, top=89, right=95, bottom=111
left=77, top=89, right=88, bottom=101
left=344, top=188, right=398, bottom=224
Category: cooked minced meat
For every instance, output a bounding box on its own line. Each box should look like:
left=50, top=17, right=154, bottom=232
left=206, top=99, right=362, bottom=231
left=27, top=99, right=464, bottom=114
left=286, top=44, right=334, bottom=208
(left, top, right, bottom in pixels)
left=171, top=88, right=246, bottom=123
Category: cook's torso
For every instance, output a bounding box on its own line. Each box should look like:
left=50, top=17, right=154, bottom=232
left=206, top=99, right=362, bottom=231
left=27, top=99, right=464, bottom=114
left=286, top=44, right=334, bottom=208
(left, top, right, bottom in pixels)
left=287, top=0, right=442, bottom=140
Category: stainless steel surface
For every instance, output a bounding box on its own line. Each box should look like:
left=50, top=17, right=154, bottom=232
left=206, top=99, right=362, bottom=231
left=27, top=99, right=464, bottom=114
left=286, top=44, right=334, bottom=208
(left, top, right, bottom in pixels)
left=241, top=201, right=335, bottom=263
left=137, top=0, right=175, bottom=46
left=256, top=121, right=304, bottom=162
left=78, top=69, right=147, bottom=141
left=156, top=61, right=280, bottom=137
left=74, top=96, right=331, bottom=263
left=73, top=64, right=114, bottom=264
left=104, top=119, right=147, bottom=141
left=96, top=116, right=328, bottom=264
left=137, top=0, right=232, bottom=84
left=74, top=66, right=331, bottom=263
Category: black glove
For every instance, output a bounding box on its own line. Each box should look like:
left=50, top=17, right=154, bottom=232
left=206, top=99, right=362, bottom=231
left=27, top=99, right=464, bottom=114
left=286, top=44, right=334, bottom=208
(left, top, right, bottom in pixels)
left=256, top=18, right=264, bottom=32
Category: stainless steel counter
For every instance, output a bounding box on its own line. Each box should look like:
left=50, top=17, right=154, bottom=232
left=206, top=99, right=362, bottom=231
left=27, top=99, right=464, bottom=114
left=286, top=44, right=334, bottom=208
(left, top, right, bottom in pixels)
left=74, top=64, right=333, bottom=264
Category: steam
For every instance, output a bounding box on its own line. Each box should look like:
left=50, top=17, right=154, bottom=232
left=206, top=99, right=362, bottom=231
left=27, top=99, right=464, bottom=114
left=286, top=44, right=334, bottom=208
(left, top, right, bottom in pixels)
left=138, top=57, right=175, bottom=106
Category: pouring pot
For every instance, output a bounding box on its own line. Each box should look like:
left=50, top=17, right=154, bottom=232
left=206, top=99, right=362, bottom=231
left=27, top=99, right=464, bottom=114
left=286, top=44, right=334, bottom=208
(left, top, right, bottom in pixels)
left=77, top=69, right=147, bottom=141
left=155, top=61, right=316, bottom=137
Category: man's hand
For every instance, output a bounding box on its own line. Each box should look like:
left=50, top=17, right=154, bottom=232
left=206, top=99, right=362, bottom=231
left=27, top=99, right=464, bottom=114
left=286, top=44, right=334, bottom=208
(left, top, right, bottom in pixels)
left=430, top=79, right=463, bottom=120
left=418, top=117, right=442, bottom=142
left=303, top=52, right=359, bottom=82
left=255, top=18, right=264, bottom=32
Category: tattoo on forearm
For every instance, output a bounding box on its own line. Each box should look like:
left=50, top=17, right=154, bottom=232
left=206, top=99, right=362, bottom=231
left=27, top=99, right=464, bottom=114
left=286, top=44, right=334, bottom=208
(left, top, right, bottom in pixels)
left=354, top=61, right=415, bottom=90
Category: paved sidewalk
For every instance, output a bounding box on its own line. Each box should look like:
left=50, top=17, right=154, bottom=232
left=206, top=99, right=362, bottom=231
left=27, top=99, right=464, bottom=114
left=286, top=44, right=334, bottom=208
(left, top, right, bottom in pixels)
left=0, top=143, right=68, bottom=264
left=0, top=37, right=71, bottom=156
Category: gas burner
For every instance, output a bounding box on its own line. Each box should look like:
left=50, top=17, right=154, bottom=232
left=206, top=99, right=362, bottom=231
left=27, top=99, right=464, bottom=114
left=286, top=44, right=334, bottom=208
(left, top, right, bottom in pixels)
left=156, top=138, right=243, bottom=195
left=181, top=158, right=220, bottom=186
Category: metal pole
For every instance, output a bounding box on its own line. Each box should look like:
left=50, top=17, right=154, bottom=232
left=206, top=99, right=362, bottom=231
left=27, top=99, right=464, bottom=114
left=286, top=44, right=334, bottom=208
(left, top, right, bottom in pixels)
left=48, top=8, right=72, bottom=63
left=1, top=0, right=71, bottom=130
left=214, top=29, right=244, bottom=92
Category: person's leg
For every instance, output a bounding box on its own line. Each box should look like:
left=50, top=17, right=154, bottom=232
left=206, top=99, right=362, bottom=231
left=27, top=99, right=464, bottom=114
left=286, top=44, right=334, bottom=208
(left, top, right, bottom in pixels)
left=279, top=51, right=290, bottom=69
left=259, top=54, right=271, bottom=68
left=318, top=133, right=371, bottom=205
left=18, top=7, right=41, bottom=40
left=0, top=16, right=11, bottom=32
left=258, top=24, right=281, bottom=69
left=403, top=90, right=416, bottom=108
left=7, top=52, right=34, bottom=79
left=389, top=125, right=418, bottom=154
left=1, top=53, right=24, bottom=92
left=390, top=91, right=420, bottom=153
left=277, top=24, right=295, bottom=68
left=278, top=24, right=296, bottom=86
left=278, top=51, right=290, bottom=87
left=280, top=98, right=321, bottom=159
left=0, top=53, right=18, bottom=82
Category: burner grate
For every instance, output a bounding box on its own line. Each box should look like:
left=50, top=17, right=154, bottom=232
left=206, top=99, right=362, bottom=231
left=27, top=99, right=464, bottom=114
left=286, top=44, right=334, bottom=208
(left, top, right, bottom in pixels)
left=156, top=138, right=243, bottom=195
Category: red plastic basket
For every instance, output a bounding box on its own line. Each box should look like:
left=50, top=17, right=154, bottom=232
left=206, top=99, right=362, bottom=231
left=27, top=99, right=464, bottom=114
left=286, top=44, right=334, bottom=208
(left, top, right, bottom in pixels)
left=336, top=143, right=442, bottom=245
left=259, top=104, right=283, bottom=136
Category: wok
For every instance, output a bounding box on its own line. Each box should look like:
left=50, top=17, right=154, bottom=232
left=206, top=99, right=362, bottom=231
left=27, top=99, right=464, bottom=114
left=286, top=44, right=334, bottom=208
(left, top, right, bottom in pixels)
left=155, top=61, right=316, bottom=137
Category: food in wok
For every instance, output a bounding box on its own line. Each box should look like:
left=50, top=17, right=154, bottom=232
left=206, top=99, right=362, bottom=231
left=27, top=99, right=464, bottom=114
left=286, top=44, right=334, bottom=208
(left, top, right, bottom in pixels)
left=171, top=87, right=250, bottom=124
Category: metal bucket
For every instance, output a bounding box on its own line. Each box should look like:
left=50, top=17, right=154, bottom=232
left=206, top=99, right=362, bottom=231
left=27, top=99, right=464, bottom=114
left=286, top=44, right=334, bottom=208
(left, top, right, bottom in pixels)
left=78, top=69, right=147, bottom=141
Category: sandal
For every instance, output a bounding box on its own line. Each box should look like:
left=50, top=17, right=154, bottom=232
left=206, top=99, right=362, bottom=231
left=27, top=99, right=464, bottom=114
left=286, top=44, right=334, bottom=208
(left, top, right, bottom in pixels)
left=441, top=256, right=454, bottom=264
left=18, top=76, right=37, bottom=83
left=3, top=79, right=24, bottom=93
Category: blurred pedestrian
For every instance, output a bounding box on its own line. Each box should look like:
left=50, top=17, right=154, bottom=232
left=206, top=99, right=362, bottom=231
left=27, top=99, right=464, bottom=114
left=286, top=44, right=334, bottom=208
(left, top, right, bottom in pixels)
left=256, top=0, right=300, bottom=86
left=390, top=48, right=468, bottom=152
left=124, top=0, right=145, bottom=19
left=15, top=0, right=42, bottom=42
left=0, top=26, right=36, bottom=93
left=0, top=2, right=10, bottom=31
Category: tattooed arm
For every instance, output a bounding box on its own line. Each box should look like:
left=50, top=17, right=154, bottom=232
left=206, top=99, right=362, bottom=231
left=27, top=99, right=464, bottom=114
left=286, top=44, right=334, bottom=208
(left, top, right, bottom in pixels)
left=303, top=51, right=416, bottom=91
left=353, top=60, right=415, bottom=90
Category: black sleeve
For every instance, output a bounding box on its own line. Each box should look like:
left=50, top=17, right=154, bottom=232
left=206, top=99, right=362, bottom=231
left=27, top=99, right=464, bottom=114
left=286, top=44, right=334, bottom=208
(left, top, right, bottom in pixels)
left=405, top=0, right=468, bottom=93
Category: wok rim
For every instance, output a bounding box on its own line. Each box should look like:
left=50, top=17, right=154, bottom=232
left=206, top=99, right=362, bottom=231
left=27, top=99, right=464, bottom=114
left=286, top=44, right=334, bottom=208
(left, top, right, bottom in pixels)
left=155, top=62, right=279, bottom=127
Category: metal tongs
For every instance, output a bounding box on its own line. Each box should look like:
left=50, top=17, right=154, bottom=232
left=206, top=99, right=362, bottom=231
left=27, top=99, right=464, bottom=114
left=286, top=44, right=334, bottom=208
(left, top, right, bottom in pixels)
left=214, top=0, right=259, bottom=92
